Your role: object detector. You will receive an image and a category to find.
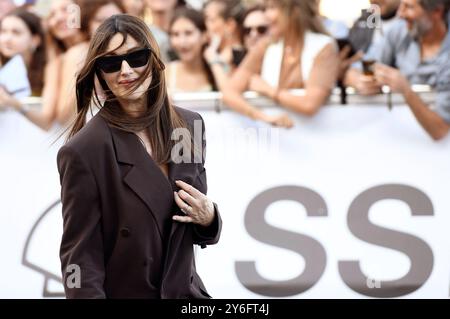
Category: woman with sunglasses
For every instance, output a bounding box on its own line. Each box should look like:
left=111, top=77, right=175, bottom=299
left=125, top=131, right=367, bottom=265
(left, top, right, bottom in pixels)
left=57, top=14, right=222, bottom=299
left=242, top=4, right=270, bottom=50
left=222, top=0, right=339, bottom=127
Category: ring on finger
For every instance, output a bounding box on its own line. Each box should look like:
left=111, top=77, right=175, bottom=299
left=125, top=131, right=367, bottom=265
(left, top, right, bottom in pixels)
left=183, top=205, right=192, bottom=214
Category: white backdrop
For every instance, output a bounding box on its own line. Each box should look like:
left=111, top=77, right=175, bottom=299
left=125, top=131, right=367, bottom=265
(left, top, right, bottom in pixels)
left=1, top=105, right=449, bottom=298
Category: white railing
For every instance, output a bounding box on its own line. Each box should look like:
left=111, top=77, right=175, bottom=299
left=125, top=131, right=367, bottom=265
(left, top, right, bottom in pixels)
left=16, top=85, right=436, bottom=112
left=170, top=85, right=435, bottom=110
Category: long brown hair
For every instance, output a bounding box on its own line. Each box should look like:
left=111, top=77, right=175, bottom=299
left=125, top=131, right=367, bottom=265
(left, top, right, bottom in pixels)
left=0, top=9, right=47, bottom=96
left=69, top=14, right=189, bottom=165
left=269, top=0, right=328, bottom=42
left=204, top=0, right=246, bottom=43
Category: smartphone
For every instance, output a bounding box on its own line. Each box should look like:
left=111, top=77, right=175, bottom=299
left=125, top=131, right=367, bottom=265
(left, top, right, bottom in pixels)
left=336, top=38, right=357, bottom=57
left=362, top=59, right=376, bottom=76
left=232, top=48, right=247, bottom=67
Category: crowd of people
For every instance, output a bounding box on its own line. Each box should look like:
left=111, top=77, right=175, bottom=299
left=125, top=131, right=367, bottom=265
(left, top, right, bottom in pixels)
left=0, top=0, right=449, bottom=140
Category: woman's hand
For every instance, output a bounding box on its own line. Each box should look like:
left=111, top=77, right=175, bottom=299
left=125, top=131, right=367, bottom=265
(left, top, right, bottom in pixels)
left=353, top=73, right=382, bottom=95
left=204, top=35, right=222, bottom=64
left=338, top=46, right=363, bottom=81
left=261, top=112, right=294, bottom=128
left=249, top=75, right=276, bottom=98
left=173, top=180, right=215, bottom=227
left=374, top=63, right=410, bottom=94
left=0, top=86, right=20, bottom=110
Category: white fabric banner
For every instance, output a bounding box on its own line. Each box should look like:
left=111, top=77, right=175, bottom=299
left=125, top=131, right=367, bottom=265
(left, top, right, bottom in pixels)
left=1, top=105, right=449, bottom=298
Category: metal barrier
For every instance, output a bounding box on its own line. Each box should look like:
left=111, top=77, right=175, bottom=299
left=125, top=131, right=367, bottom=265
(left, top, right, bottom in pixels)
left=2, top=85, right=449, bottom=299
left=17, top=85, right=436, bottom=112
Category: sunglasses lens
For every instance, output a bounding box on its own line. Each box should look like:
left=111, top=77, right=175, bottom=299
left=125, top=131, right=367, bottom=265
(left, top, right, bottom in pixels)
left=97, top=56, right=122, bottom=73
left=97, top=49, right=151, bottom=73
left=244, top=25, right=268, bottom=36
left=127, top=49, right=151, bottom=68
left=257, top=26, right=268, bottom=35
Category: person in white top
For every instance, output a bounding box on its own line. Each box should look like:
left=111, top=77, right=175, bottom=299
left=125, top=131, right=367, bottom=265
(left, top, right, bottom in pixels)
left=166, top=7, right=216, bottom=94
left=222, top=0, right=339, bottom=127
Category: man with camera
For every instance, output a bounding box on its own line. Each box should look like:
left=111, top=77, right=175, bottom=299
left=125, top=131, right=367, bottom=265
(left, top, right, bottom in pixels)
left=344, top=0, right=450, bottom=140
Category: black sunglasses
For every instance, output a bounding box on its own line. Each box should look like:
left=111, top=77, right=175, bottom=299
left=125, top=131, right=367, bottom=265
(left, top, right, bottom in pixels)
left=96, top=48, right=153, bottom=73
left=243, top=25, right=269, bottom=36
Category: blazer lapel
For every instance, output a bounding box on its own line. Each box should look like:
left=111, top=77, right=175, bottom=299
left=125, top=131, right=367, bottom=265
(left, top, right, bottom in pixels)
left=109, top=124, right=173, bottom=240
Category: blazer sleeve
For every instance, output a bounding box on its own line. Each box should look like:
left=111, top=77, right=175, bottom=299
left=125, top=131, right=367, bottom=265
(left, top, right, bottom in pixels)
left=57, top=145, right=106, bottom=298
left=191, top=114, right=222, bottom=248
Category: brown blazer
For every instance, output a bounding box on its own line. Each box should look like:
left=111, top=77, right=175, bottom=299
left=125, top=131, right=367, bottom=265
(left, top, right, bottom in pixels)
left=57, top=106, right=222, bottom=299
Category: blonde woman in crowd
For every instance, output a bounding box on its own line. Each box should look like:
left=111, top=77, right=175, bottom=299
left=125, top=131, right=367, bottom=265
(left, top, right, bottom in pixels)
left=166, top=7, right=217, bottom=94
left=222, top=0, right=339, bottom=128
left=203, top=0, right=245, bottom=89
left=203, top=0, right=245, bottom=70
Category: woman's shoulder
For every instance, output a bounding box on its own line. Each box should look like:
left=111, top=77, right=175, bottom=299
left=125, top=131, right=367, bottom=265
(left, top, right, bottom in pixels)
left=165, top=61, right=177, bottom=90
left=166, top=61, right=175, bottom=75
left=302, top=31, right=338, bottom=65
left=65, top=42, right=89, bottom=56
left=167, top=60, right=179, bottom=69
left=173, top=105, right=203, bottom=123
left=304, top=31, right=336, bottom=50
left=62, top=42, right=89, bottom=65
left=239, top=36, right=273, bottom=74
left=173, top=106, right=205, bottom=133
left=61, top=113, right=111, bottom=156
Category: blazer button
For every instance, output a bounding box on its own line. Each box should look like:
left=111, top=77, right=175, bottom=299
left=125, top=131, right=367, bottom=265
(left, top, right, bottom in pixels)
left=120, top=227, right=130, bottom=237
